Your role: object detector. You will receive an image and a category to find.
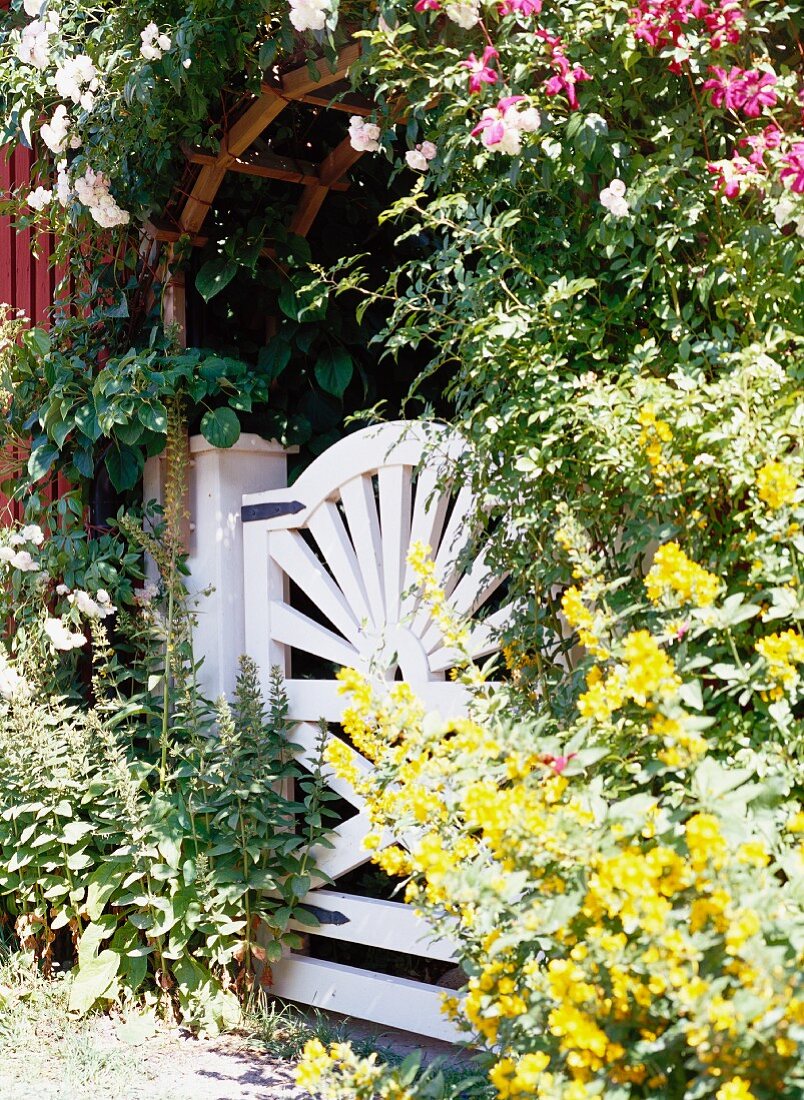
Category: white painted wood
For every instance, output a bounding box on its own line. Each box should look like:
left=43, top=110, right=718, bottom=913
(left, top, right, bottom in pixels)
left=289, top=891, right=457, bottom=962
left=146, top=434, right=294, bottom=700
left=269, top=601, right=358, bottom=668
left=379, top=465, right=412, bottom=625
left=269, top=955, right=464, bottom=1042
left=242, top=421, right=460, bottom=532
left=340, top=473, right=385, bottom=629
left=284, top=678, right=474, bottom=722
left=307, top=501, right=373, bottom=628
left=289, top=723, right=369, bottom=810
left=309, top=810, right=377, bottom=881
left=269, top=529, right=362, bottom=647
left=241, top=421, right=506, bottom=1043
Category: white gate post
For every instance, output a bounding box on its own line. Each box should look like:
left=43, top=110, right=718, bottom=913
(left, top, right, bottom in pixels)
left=144, top=434, right=295, bottom=701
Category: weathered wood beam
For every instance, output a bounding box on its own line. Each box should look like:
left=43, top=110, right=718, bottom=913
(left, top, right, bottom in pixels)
left=175, top=43, right=362, bottom=237
left=178, top=164, right=230, bottom=237
left=225, top=94, right=290, bottom=160
left=297, top=90, right=373, bottom=116
left=144, top=216, right=209, bottom=249
left=277, top=42, right=361, bottom=100
left=184, top=146, right=350, bottom=191
left=288, top=135, right=364, bottom=238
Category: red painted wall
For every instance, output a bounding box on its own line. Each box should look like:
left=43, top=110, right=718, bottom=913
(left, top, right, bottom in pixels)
left=1, top=143, right=71, bottom=520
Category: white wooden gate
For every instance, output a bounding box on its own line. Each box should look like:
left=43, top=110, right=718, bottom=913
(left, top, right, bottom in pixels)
left=242, top=421, right=506, bottom=1040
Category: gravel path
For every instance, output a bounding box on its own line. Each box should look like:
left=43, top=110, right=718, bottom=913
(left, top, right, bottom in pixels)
left=0, top=1025, right=313, bottom=1100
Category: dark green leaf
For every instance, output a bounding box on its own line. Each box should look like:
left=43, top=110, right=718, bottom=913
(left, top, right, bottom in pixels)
left=195, top=257, right=238, bottom=302
left=200, top=407, right=240, bottom=448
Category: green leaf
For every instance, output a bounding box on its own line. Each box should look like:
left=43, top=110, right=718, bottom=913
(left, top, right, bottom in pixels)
left=195, top=256, right=238, bottom=302
left=23, top=328, right=51, bottom=358
left=314, top=348, right=353, bottom=398
left=278, top=280, right=299, bottom=320
left=139, top=401, right=168, bottom=434
left=105, top=444, right=143, bottom=492
left=85, top=865, right=125, bottom=922
left=116, top=1010, right=158, bottom=1046
left=68, top=950, right=120, bottom=1015
left=257, top=340, right=291, bottom=382
left=28, top=443, right=59, bottom=481
left=200, top=407, right=240, bottom=449
left=258, top=39, right=277, bottom=69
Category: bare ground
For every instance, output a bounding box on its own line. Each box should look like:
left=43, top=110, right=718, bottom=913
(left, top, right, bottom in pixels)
left=0, top=1020, right=312, bottom=1100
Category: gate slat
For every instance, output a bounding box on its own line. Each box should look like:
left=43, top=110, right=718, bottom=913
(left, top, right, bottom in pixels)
left=269, top=529, right=362, bottom=647
left=269, top=601, right=358, bottom=667
left=339, top=473, right=385, bottom=629
left=307, top=499, right=373, bottom=627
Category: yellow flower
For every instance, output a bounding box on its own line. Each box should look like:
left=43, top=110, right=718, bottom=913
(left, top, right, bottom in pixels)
left=294, top=1038, right=331, bottom=1092
left=645, top=541, right=721, bottom=607
left=578, top=667, right=626, bottom=722
left=716, top=1077, right=757, bottom=1100
left=374, top=844, right=413, bottom=878
left=561, top=584, right=609, bottom=656
left=757, top=460, right=798, bottom=509
left=736, top=841, right=769, bottom=868
left=622, top=630, right=681, bottom=705
left=755, top=629, right=804, bottom=691
left=685, top=813, right=726, bottom=869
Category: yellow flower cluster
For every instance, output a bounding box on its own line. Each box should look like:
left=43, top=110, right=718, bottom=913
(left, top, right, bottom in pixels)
left=716, top=1078, right=757, bottom=1100
left=637, top=405, right=684, bottom=488
left=489, top=1053, right=550, bottom=1098
left=756, top=460, right=798, bottom=509
left=317, top=640, right=804, bottom=1100
left=560, top=584, right=608, bottom=657
left=406, top=540, right=470, bottom=653
left=652, top=714, right=707, bottom=769
left=644, top=541, right=721, bottom=607
left=295, top=1038, right=397, bottom=1098
left=578, top=629, right=681, bottom=721
left=755, top=629, right=804, bottom=691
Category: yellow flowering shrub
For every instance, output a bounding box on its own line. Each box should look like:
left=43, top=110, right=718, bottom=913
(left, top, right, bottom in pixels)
left=298, top=348, right=804, bottom=1100
left=298, top=510, right=804, bottom=1099
left=299, top=664, right=804, bottom=1100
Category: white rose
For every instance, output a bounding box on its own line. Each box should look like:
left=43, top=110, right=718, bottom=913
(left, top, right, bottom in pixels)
left=444, top=0, right=480, bottom=28
left=44, top=617, right=86, bottom=650
left=405, top=149, right=429, bottom=172
left=348, top=116, right=381, bottom=153
left=516, top=108, right=541, bottom=134
left=10, top=550, right=38, bottom=572
left=40, top=104, right=70, bottom=154
left=22, top=524, right=44, bottom=545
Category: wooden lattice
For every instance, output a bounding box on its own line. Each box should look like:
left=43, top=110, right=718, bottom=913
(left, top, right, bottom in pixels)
left=146, top=42, right=369, bottom=251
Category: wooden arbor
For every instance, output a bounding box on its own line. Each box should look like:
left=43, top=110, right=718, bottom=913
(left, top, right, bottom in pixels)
left=145, top=42, right=372, bottom=340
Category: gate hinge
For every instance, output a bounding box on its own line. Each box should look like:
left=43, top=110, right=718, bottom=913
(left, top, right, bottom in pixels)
left=299, top=903, right=349, bottom=926
left=241, top=500, right=305, bottom=523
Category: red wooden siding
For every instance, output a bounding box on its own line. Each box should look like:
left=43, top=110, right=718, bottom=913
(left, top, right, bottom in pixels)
left=1, top=143, right=71, bottom=520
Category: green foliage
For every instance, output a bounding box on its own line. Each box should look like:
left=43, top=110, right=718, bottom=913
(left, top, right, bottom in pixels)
left=0, top=651, right=331, bottom=1034
left=0, top=315, right=273, bottom=492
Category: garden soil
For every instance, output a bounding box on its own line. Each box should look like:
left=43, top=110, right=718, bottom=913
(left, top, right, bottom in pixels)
left=0, top=1012, right=458, bottom=1100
